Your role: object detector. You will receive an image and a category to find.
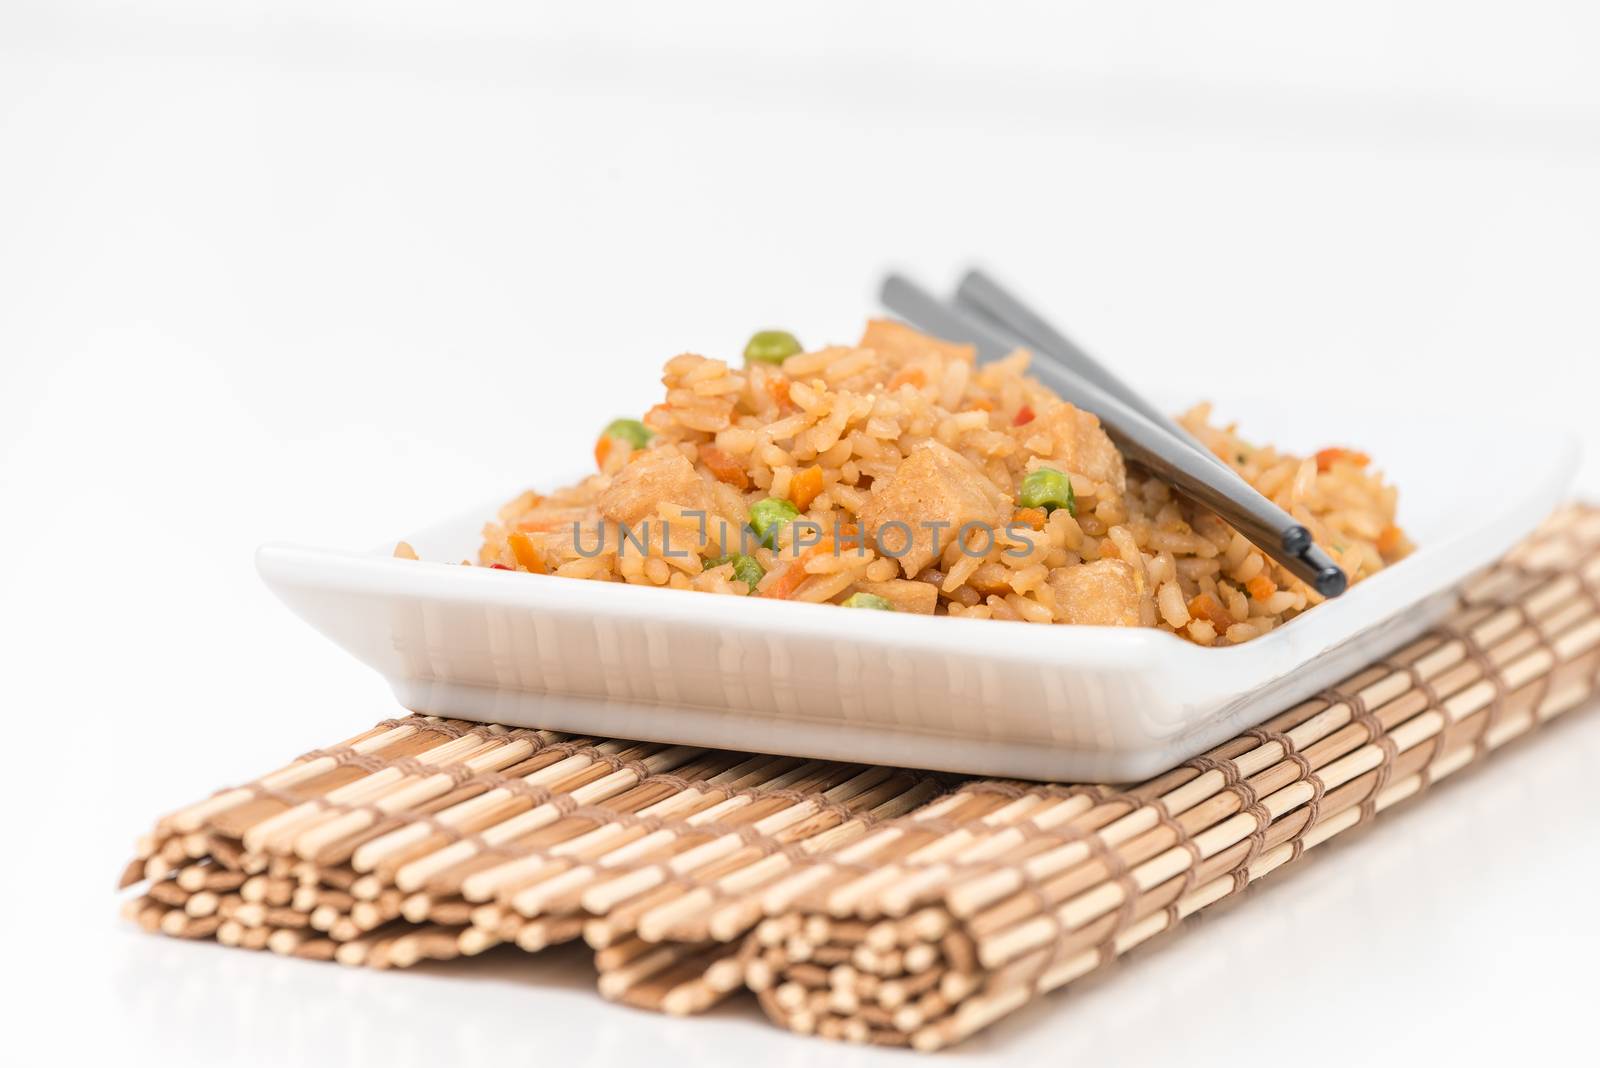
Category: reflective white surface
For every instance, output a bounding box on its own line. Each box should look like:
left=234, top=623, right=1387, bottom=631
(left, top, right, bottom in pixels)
left=5, top=3, right=1600, bottom=1065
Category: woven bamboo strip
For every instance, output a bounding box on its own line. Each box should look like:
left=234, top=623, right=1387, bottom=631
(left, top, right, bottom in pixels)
left=121, top=715, right=953, bottom=1017
left=750, top=512, right=1600, bottom=1048
left=116, top=504, right=1600, bottom=1050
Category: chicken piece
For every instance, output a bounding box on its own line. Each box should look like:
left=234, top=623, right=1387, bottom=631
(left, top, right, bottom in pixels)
left=858, top=440, right=1002, bottom=577
left=851, top=579, right=939, bottom=615
left=858, top=319, right=976, bottom=367
left=1049, top=559, right=1144, bottom=627
left=597, top=446, right=711, bottom=527
left=1019, top=402, right=1126, bottom=492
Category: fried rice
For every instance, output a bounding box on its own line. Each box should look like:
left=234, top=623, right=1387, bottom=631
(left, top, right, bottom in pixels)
left=448, top=321, right=1410, bottom=646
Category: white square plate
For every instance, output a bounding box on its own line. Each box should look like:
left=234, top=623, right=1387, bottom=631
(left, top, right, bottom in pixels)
left=258, top=402, right=1580, bottom=782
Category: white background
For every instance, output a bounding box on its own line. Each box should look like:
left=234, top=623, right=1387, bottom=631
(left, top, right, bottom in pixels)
left=4, top=2, right=1599, bottom=1064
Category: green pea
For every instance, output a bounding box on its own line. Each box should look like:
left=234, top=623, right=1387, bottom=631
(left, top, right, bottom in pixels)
left=743, top=329, right=803, bottom=365
left=748, top=497, right=800, bottom=549
left=705, top=552, right=765, bottom=590
left=841, top=592, right=895, bottom=611
left=1018, top=467, right=1076, bottom=515
left=731, top=555, right=765, bottom=591
left=601, top=418, right=653, bottom=449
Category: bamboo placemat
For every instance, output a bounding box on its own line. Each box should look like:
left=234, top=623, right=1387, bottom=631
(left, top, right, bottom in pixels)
left=120, top=504, right=1600, bottom=1050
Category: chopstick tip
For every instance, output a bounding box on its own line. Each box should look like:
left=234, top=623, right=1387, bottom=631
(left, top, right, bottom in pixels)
left=1301, top=545, right=1348, bottom=599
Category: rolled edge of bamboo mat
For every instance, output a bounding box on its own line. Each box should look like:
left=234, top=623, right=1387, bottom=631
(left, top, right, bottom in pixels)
left=116, top=505, right=1600, bottom=1051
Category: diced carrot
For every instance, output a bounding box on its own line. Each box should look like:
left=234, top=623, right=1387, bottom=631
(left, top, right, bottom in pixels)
left=887, top=367, right=927, bottom=390
left=1377, top=523, right=1406, bottom=557
left=700, top=445, right=749, bottom=490
left=1012, top=507, right=1047, bottom=530
left=763, top=539, right=834, bottom=600
left=762, top=563, right=810, bottom=600
left=1012, top=404, right=1035, bottom=427
left=1187, top=592, right=1233, bottom=631
left=1314, top=447, right=1370, bottom=472
left=506, top=532, right=547, bottom=574
left=767, top=376, right=793, bottom=410
left=594, top=434, right=614, bottom=469
left=790, top=465, right=824, bottom=511
left=1245, top=574, right=1276, bottom=602
left=834, top=523, right=864, bottom=554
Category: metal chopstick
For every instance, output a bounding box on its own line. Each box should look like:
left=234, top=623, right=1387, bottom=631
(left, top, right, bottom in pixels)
left=879, top=273, right=1347, bottom=598
left=953, top=268, right=1230, bottom=472
left=947, top=269, right=1346, bottom=596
